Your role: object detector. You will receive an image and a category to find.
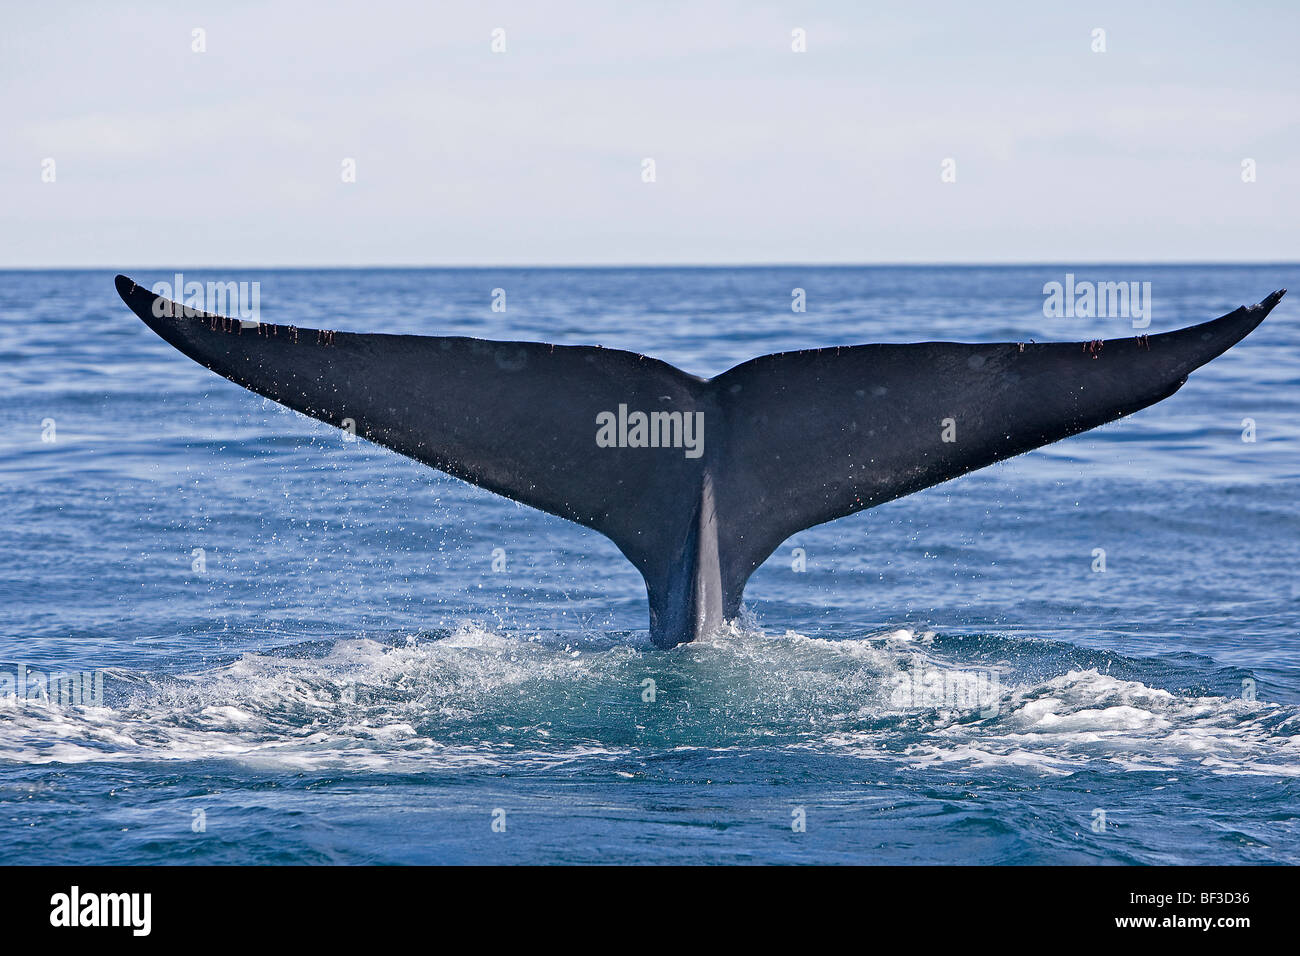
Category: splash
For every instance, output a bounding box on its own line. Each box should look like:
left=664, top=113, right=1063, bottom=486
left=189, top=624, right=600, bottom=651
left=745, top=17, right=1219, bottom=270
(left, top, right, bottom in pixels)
left=1, top=622, right=1296, bottom=777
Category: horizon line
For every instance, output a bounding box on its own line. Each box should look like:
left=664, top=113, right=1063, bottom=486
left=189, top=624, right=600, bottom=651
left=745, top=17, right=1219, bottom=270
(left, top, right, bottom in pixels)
left=5, top=259, right=1300, bottom=272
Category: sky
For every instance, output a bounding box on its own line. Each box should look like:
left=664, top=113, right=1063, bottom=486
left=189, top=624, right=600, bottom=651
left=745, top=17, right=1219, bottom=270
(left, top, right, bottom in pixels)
left=2, top=1, right=1297, bottom=266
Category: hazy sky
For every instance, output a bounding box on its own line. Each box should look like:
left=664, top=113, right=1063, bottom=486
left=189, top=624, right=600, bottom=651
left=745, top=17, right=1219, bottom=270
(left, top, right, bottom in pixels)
left=3, top=1, right=1297, bottom=266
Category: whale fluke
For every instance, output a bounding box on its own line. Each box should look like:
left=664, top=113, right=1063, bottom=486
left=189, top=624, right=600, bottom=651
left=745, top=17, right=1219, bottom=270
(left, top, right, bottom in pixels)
left=115, top=275, right=1283, bottom=648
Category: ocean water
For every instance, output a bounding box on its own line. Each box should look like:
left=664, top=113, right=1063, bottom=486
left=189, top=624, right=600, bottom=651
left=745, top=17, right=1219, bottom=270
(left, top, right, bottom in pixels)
left=1, top=265, right=1298, bottom=865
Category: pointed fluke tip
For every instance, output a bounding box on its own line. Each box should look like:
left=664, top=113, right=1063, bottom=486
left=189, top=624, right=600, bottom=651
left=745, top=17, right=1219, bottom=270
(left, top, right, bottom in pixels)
left=1258, top=289, right=1287, bottom=313
left=114, top=274, right=154, bottom=321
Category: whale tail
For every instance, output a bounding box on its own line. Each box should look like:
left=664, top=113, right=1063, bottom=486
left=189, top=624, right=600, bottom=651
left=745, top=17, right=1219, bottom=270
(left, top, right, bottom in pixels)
left=115, top=275, right=1283, bottom=648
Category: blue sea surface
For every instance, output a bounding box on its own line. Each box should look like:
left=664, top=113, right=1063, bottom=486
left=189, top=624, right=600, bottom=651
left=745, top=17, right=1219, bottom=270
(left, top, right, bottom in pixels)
left=1, top=265, right=1297, bottom=864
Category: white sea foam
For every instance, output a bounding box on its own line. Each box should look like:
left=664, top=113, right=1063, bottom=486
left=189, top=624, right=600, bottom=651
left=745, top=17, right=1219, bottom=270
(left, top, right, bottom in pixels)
left=825, top=667, right=1300, bottom=777
left=0, top=622, right=1296, bottom=777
